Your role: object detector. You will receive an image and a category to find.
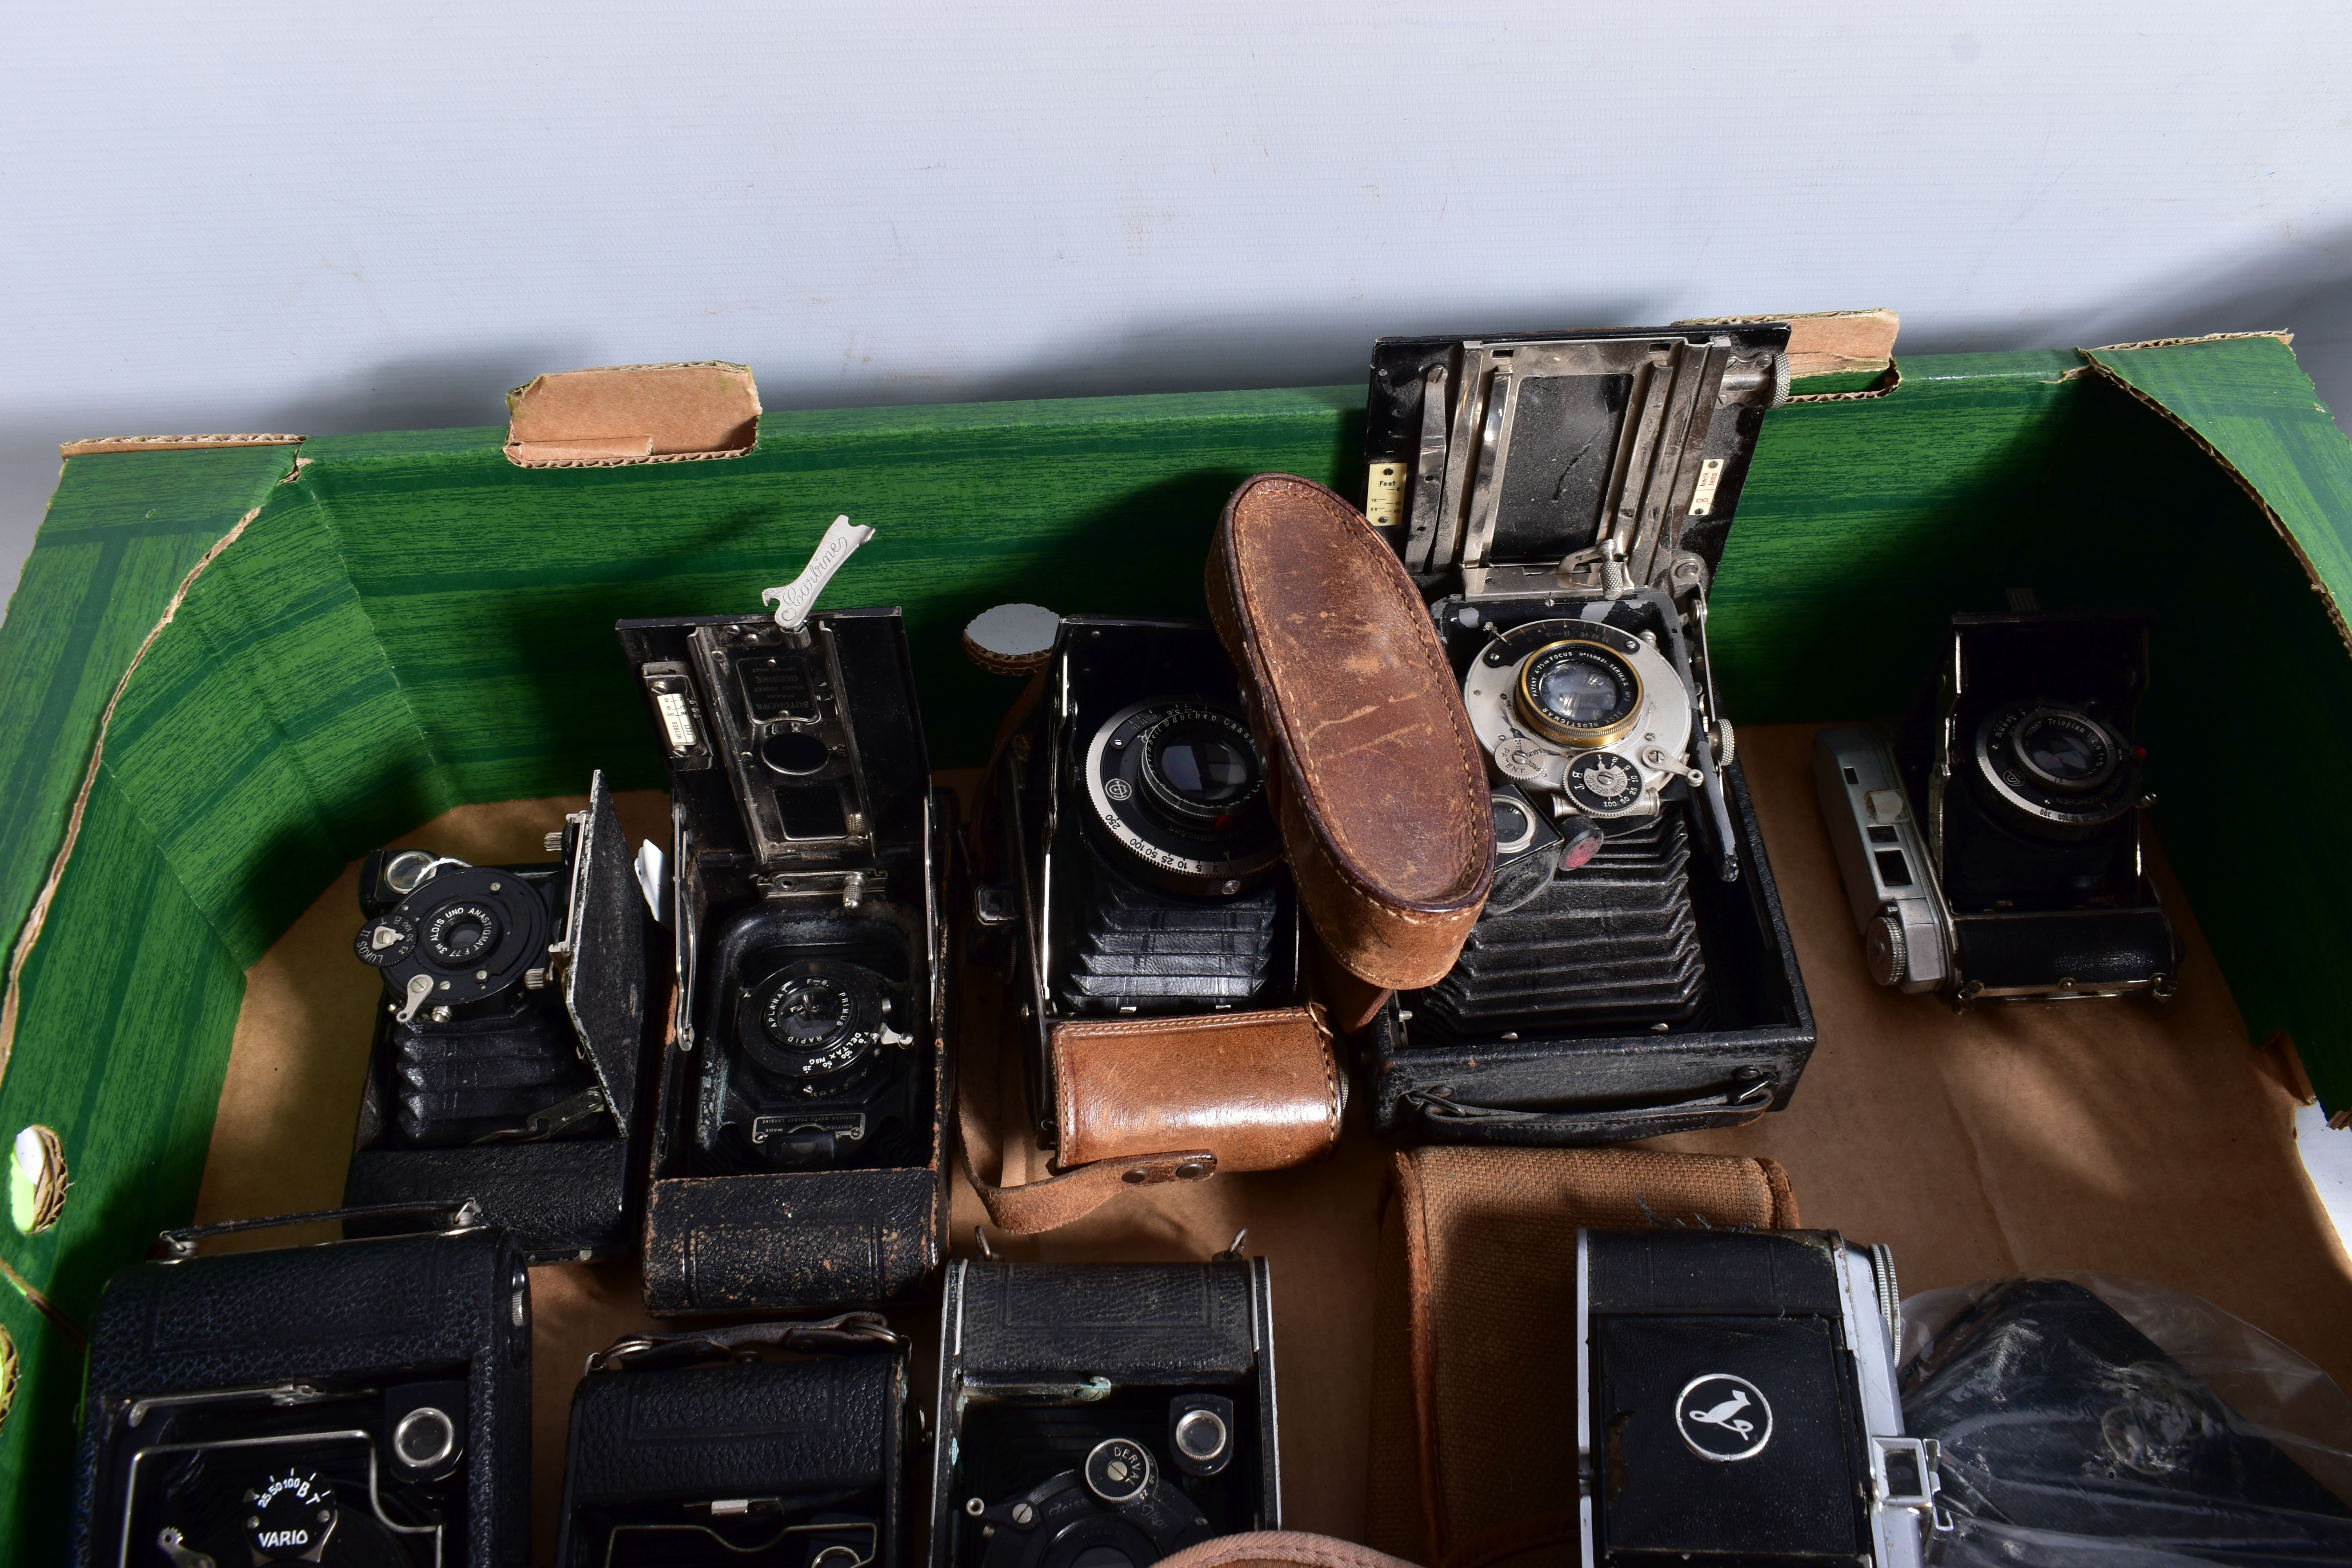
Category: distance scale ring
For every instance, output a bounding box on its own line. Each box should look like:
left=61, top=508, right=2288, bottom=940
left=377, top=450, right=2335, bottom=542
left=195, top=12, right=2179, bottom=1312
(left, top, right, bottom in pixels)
left=1083, top=697, right=1281, bottom=889
left=1971, top=699, right=2141, bottom=832
left=737, top=958, right=888, bottom=1083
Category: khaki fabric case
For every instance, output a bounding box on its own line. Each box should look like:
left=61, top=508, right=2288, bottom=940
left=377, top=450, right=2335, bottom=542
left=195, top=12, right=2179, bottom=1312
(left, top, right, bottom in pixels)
left=1368, top=1146, right=1800, bottom=1568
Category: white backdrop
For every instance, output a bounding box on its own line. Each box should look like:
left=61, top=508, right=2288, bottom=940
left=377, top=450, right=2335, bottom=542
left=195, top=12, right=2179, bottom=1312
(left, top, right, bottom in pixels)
left=5, top=2, right=2352, bottom=611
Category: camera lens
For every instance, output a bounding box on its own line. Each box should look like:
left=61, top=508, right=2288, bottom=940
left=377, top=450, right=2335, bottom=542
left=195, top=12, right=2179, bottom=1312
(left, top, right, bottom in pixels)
left=1084, top=697, right=1282, bottom=894
left=765, top=974, right=851, bottom=1051
left=1516, top=639, right=1641, bottom=748
left=425, top=901, right=501, bottom=965
left=2013, top=710, right=2116, bottom=791
left=1136, top=711, right=1262, bottom=832
left=739, top=959, right=889, bottom=1082
left=1971, top=699, right=2140, bottom=839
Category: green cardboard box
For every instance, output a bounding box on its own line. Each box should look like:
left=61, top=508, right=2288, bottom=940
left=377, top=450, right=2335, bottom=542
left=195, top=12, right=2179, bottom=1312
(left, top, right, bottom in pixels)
left=4, top=330, right=2351, bottom=1557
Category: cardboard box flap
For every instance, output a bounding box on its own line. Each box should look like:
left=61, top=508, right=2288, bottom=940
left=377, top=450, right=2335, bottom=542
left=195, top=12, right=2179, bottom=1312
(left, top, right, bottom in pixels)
left=505, top=361, right=761, bottom=468
left=59, top=433, right=303, bottom=458
left=2078, top=332, right=2349, bottom=656
left=1680, top=307, right=1902, bottom=379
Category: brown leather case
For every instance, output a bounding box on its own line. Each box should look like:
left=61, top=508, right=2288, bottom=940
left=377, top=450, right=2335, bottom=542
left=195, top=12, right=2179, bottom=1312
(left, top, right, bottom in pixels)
left=1053, top=1007, right=1343, bottom=1171
left=1367, top=1146, right=1800, bottom=1568
left=1207, top=475, right=1493, bottom=998
left=956, top=972, right=1343, bottom=1237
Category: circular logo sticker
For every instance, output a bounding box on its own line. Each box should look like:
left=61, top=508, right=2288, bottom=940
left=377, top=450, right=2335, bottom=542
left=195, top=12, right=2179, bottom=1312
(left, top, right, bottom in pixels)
left=1675, top=1373, right=1773, bottom=1462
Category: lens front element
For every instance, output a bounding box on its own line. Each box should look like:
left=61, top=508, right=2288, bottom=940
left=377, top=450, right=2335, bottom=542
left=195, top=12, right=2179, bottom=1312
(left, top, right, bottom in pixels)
left=1139, top=713, right=1261, bottom=828
left=2012, top=709, right=2117, bottom=791
left=1517, top=639, right=1642, bottom=748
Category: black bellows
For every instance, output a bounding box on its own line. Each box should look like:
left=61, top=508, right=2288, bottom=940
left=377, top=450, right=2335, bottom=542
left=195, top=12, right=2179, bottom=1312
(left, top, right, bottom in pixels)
left=1417, top=806, right=1711, bottom=1038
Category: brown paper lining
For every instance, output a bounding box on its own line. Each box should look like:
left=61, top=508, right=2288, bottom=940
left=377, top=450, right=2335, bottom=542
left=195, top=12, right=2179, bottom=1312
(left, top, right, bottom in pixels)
left=504, top=361, right=761, bottom=468
left=200, top=728, right=2352, bottom=1560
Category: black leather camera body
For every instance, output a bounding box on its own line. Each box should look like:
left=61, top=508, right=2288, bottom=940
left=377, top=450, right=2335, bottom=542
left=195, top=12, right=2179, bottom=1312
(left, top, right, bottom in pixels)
left=1815, top=608, right=2182, bottom=1002
left=557, top=1316, right=910, bottom=1568
left=1359, top=326, right=1815, bottom=1144
left=1577, top=1227, right=1941, bottom=1566
left=344, top=771, right=650, bottom=1260
left=983, top=616, right=1305, bottom=1154
left=617, top=603, right=951, bottom=1312
left=929, top=1259, right=1280, bottom=1568
left=71, top=1212, right=532, bottom=1568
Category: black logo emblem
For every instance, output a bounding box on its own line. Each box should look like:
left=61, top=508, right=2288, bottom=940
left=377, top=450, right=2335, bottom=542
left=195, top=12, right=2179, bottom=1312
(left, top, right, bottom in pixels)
left=1676, top=1373, right=1772, bottom=1462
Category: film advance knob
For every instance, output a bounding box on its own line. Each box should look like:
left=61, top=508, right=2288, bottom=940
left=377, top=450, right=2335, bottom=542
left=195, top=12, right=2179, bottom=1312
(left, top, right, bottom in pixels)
left=1866, top=912, right=1908, bottom=986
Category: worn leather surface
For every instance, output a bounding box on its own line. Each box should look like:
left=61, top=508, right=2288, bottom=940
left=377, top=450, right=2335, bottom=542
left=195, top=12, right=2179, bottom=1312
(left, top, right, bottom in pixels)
left=953, top=1260, right=1263, bottom=1388
left=563, top=1352, right=902, bottom=1507
left=641, top=1165, right=937, bottom=1314
left=73, top=1227, right=531, bottom=1568
left=1053, top=1007, right=1341, bottom=1172
left=346, top=1136, right=632, bottom=1259
left=1368, top=1148, right=1797, bottom=1567
left=957, top=1084, right=1223, bottom=1236
left=1207, top=475, right=1492, bottom=991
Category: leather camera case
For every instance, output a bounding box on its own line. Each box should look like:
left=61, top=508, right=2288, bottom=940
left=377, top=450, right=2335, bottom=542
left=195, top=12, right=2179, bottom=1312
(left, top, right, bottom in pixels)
left=1367, top=1147, right=1802, bottom=1568
left=619, top=607, right=952, bottom=1313
left=971, top=616, right=1342, bottom=1234
left=929, top=1259, right=1282, bottom=1568
left=72, top=1224, right=532, bottom=1568
left=1207, top=474, right=1494, bottom=1011
left=343, top=771, right=653, bottom=1261
left=557, top=1324, right=908, bottom=1568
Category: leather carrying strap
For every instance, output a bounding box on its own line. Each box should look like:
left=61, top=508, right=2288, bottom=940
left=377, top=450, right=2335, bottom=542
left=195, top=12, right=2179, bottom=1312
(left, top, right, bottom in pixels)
left=957, top=1091, right=1220, bottom=1235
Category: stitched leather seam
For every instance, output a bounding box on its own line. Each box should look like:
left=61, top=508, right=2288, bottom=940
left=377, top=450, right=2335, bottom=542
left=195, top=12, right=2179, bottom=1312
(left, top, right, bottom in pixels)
left=1053, top=1005, right=1317, bottom=1043
left=1226, top=478, right=1489, bottom=914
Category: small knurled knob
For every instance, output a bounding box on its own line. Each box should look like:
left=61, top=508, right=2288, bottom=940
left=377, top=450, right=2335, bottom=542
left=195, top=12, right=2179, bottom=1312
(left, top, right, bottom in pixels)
left=1865, top=912, right=1908, bottom=987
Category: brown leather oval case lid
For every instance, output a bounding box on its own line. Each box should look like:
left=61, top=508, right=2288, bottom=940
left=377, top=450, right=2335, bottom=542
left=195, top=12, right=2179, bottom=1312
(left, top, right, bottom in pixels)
left=1210, top=474, right=1493, bottom=991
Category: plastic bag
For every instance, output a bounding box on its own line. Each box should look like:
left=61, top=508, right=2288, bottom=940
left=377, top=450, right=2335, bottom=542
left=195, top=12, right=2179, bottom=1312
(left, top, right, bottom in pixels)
left=1900, top=1274, right=2352, bottom=1566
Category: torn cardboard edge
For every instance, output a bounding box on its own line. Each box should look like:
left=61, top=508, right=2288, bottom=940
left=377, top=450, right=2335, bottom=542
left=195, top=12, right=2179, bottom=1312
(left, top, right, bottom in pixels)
left=2075, top=335, right=2350, bottom=665
left=1787, top=361, right=1903, bottom=406
left=1679, top=307, right=1902, bottom=381
left=2089, top=328, right=2294, bottom=354
left=505, top=361, right=761, bottom=469
left=0, top=448, right=306, bottom=1100
left=59, top=434, right=304, bottom=459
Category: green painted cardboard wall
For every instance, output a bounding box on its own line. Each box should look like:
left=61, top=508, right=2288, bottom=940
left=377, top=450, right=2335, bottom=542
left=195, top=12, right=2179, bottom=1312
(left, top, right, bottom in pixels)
left=1, top=336, right=2348, bottom=1552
